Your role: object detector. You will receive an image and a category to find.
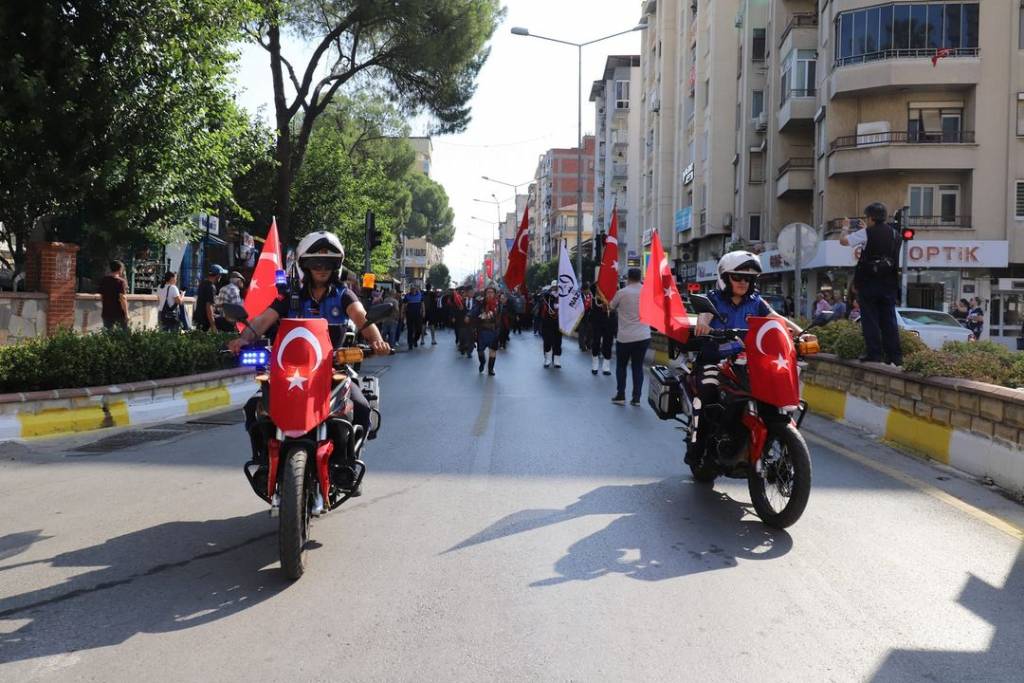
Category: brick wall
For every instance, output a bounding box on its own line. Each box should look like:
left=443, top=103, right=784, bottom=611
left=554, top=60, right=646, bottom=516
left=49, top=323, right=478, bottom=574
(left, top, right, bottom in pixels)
left=803, top=354, right=1024, bottom=450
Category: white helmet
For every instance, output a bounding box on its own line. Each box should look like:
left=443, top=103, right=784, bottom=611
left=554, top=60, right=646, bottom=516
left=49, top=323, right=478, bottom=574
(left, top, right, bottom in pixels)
left=295, top=231, right=345, bottom=281
left=716, top=250, right=762, bottom=292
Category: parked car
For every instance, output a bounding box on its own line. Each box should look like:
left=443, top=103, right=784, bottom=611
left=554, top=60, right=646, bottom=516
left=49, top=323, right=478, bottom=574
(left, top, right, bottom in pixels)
left=895, top=308, right=974, bottom=349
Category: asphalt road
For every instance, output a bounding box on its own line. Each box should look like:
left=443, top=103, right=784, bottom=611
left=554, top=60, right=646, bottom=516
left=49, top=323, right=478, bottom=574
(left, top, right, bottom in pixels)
left=1, top=328, right=1022, bottom=682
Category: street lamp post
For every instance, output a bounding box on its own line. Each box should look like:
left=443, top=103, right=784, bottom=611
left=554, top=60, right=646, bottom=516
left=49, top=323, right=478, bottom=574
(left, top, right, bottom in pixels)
left=511, top=22, right=646, bottom=278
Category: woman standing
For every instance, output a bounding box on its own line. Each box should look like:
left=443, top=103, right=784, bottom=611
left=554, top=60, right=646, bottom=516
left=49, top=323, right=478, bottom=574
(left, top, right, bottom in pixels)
left=540, top=282, right=562, bottom=368
left=157, top=271, right=184, bottom=332
left=473, top=286, right=503, bottom=375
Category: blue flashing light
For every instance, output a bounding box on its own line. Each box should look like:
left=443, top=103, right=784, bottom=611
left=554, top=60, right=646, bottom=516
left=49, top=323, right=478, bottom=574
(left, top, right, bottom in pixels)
left=275, top=269, right=287, bottom=286
left=240, top=349, right=269, bottom=367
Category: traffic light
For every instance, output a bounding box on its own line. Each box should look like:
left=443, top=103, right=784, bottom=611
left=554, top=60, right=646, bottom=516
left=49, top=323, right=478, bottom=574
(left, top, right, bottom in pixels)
left=901, top=227, right=915, bottom=241
left=366, top=210, right=381, bottom=250
left=893, top=207, right=913, bottom=240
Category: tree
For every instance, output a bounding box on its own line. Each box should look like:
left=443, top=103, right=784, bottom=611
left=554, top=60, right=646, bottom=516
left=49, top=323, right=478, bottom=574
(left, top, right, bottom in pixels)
left=0, top=0, right=260, bottom=274
left=428, top=263, right=451, bottom=290
left=247, top=0, right=502, bottom=246
left=404, top=173, right=455, bottom=248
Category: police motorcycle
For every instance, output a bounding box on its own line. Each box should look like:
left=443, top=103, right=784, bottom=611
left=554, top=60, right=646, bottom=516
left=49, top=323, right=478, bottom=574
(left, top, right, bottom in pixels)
left=222, top=272, right=394, bottom=580
left=647, top=294, right=831, bottom=529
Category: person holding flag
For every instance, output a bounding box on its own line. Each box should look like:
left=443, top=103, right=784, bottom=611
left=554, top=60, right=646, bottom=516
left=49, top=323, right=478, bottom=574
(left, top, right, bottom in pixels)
left=503, top=207, right=529, bottom=293
left=539, top=282, right=562, bottom=368
left=593, top=202, right=622, bottom=376
left=609, top=267, right=651, bottom=405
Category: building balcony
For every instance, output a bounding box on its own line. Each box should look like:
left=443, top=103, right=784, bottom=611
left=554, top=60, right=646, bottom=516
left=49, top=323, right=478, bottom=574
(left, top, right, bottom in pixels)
left=779, top=13, right=817, bottom=56
left=830, top=49, right=980, bottom=98
left=776, top=157, right=814, bottom=198
left=777, top=89, right=816, bottom=132
left=828, top=131, right=976, bottom=176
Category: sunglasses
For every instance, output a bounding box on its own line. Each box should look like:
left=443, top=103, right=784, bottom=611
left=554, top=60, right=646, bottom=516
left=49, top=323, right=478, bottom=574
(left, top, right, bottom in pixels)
left=305, top=258, right=337, bottom=271
left=728, top=273, right=757, bottom=283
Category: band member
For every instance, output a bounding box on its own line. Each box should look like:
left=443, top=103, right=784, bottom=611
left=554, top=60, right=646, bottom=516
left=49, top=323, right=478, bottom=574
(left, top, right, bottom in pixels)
left=473, top=286, right=503, bottom=375
left=590, top=284, right=616, bottom=375
left=540, top=281, right=562, bottom=368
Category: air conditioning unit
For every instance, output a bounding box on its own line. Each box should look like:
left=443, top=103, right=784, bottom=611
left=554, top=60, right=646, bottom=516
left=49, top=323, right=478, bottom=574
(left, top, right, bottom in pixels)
left=722, top=213, right=733, bottom=228
left=735, top=12, right=743, bottom=28
left=755, top=112, right=768, bottom=132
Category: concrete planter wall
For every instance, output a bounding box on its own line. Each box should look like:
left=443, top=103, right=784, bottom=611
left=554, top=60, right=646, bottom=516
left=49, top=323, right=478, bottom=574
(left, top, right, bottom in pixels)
left=0, top=367, right=256, bottom=440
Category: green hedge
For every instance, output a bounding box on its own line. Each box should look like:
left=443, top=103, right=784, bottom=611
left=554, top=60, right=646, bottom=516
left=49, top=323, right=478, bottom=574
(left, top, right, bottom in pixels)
left=813, top=319, right=927, bottom=360
left=0, top=328, right=235, bottom=393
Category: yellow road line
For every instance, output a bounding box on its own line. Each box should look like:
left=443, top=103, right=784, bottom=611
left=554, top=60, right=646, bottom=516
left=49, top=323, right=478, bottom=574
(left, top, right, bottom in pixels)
left=18, top=401, right=129, bottom=438
left=804, top=431, right=1024, bottom=542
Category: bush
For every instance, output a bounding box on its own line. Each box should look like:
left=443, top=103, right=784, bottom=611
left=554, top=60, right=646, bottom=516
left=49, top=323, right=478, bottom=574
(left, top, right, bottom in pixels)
left=0, top=328, right=235, bottom=393
left=903, top=340, right=1017, bottom=387
left=818, top=319, right=926, bottom=360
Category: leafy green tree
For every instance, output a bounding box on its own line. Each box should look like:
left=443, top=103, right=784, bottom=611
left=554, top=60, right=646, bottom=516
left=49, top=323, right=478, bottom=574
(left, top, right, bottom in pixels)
left=247, top=0, right=503, bottom=246
left=404, top=173, right=455, bottom=248
left=0, top=0, right=261, bottom=273
left=428, top=263, right=451, bottom=290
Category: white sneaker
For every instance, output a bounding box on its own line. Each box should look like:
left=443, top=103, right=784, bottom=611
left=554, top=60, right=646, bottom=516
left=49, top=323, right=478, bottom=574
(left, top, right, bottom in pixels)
left=592, top=356, right=600, bottom=375
left=554, top=355, right=562, bottom=368
left=543, top=351, right=551, bottom=368
left=601, top=358, right=611, bottom=375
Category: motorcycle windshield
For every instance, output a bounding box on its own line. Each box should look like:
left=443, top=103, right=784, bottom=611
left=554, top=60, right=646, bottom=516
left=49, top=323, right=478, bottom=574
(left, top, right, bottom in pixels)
left=743, top=316, right=800, bottom=409
left=269, top=318, right=334, bottom=437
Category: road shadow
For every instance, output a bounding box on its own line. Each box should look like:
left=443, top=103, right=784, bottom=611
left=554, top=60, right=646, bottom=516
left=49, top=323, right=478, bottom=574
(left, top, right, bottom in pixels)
left=445, top=477, right=792, bottom=585
left=0, top=512, right=291, bottom=665
left=870, top=544, right=1024, bottom=681
left=0, top=530, right=53, bottom=563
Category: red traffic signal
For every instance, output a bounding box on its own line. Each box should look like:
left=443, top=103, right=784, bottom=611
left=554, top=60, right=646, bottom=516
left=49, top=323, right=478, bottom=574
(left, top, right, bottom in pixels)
left=686, top=282, right=701, bottom=293
left=901, top=227, right=915, bottom=241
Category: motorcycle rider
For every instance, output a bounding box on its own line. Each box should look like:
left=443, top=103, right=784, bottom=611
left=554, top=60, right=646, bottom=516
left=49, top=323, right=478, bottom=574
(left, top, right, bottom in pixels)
left=229, top=231, right=390, bottom=449
left=686, top=251, right=800, bottom=466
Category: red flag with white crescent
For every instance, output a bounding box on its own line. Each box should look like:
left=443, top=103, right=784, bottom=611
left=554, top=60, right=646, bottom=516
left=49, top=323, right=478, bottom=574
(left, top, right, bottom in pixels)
left=596, top=202, right=620, bottom=303
left=503, top=207, right=529, bottom=292
left=639, top=230, right=690, bottom=343
left=269, top=318, right=333, bottom=437
left=240, top=219, right=283, bottom=330
left=744, top=316, right=800, bottom=409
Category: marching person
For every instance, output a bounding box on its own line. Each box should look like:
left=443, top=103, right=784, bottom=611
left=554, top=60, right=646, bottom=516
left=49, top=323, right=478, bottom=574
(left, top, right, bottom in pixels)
left=402, top=283, right=425, bottom=350
left=540, top=281, right=562, bottom=368
left=456, top=285, right=477, bottom=357
left=589, top=283, right=616, bottom=376
left=497, top=292, right=512, bottom=349
left=472, top=286, right=503, bottom=375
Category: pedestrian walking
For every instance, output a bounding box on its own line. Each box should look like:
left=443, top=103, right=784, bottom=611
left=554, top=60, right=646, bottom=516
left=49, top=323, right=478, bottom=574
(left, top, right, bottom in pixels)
left=99, top=260, right=130, bottom=330
left=157, top=271, right=184, bottom=332
left=540, top=282, right=562, bottom=368
left=402, top=284, right=425, bottom=350
left=473, top=286, right=503, bottom=375
left=456, top=285, right=478, bottom=357
left=609, top=267, right=650, bottom=405
left=966, top=297, right=985, bottom=340
left=840, top=203, right=902, bottom=366
left=590, top=284, right=616, bottom=376
left=380, top=289, right=400, bottom=347
left=193, top=264, right=226, bottom=332
left=425, top=285, right=444, bottom=344
left=214, top=270, right=245, bottom=332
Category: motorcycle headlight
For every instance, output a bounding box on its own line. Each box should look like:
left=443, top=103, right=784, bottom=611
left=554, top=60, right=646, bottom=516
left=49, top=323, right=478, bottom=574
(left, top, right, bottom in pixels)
left=240, top=349, right=269, bottom=367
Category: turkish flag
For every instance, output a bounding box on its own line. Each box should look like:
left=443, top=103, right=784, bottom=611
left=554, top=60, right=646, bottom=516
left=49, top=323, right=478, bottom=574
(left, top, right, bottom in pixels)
left=639, top=230, right=690, bottom=343
left=269, top=318, right=334, bottom=437
left=596, top=202, right=620, bottom=303
left=485, top=258, right=494, bottom=279
left=931, top=47, right=950, bottom=67
left=504, top=207, right=529, bottom=292
left=744, top=316, right=799, bottom=409
left=240, top=219, right=283, bottom=330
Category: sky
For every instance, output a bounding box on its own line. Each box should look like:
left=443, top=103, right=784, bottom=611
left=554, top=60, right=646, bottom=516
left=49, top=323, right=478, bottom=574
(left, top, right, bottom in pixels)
left=233, top=0, right=643, bottom=282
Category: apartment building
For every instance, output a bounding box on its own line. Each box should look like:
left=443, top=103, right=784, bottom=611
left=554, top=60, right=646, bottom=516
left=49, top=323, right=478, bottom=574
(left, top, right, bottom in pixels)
left=407, top=137, right=433, bottom=177
left=590, top=55, right=643, bottom=273
left=533, top=137, right=596, bottom=262
left=400, top=236, right=443, bottom=286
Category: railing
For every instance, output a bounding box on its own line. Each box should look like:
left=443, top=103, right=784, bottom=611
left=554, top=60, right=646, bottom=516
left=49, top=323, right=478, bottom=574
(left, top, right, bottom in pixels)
left=830, top=130, right=975, bottom=151
left=780, top=12, right=818, bottom=47
left=906, top=215, right=972, bottom=229
left=777, top=157, right=814, bottom=178
left=834, top=47, right=979, bottom=68
left=780, top=87, right=816, bottom=106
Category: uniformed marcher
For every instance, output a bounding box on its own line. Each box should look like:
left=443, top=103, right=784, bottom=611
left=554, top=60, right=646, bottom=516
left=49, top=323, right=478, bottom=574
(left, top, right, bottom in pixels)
left=540, top=281, right=562, bottom=368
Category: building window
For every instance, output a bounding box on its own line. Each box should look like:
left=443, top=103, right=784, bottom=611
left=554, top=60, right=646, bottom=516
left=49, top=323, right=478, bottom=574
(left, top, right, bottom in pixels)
left=1020, top=4, right=1024, bottom=49
left=1017, top=94, right=1024, bottom=135
left=908, top=105, right=963, bottom=142
left=701, top=130, right=709, bottom=161
left=781, top=49, right=817, bottom=103
left=1017, top=182, right=1024, bottom=219
left=615, top=80, right=630, bottom=109
left=909, top=184, right=960, bottom=223
left=749, top=214, right=762, bottom=241
left=752, top=28, right=767, bottom=61
left=749, top=151, right=765, bottom=183
left=752, top=90, right=764, bottom=118
left=704, top=78, right=711, bottom=108
left=835, top=2, right=979, bottom=66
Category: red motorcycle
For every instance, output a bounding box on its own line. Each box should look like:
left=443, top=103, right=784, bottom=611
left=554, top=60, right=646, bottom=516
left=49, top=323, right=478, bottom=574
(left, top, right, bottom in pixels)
left=224, top=301, right=393, bottom=579
left=647, top=294, right=824, bottom=528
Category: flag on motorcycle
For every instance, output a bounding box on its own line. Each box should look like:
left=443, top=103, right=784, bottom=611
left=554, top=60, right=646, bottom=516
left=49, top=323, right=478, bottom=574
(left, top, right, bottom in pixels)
left=557, top=239, right=585, bottom=335
left=269, top=317, right=334, bottom=437
left=744, top=316, right=800, bottom=409
left=503, top=207, right=530, bottom=292
left=639, top=230, right=690, bottom=342
left=596, top=202, right=619, bottom=304
left=240, top=218, right=283, bottom=330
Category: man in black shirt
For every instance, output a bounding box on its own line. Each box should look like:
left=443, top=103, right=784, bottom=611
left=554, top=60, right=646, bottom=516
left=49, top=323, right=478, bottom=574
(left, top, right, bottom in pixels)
left=193, top=264, right=226, bottom=331
left=841, top=202, right=902, bottom=366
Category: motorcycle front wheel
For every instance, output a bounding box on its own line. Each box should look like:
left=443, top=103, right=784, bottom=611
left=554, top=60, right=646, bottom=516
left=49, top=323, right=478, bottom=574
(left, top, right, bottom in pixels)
left=748, top=423, right=811, bottom=528
left=279, top=448, right=312, bottom=580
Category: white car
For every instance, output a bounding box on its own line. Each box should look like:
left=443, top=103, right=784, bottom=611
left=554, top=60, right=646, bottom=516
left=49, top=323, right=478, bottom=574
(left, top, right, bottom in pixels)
left=895, top=308, right=974, bottom=349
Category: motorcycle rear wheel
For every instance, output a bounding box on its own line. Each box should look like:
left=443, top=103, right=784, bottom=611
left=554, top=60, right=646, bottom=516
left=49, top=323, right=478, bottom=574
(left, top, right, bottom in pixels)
left=748, top=424, right=811, bottom=529
left=279, top=448, right=311, bottom=580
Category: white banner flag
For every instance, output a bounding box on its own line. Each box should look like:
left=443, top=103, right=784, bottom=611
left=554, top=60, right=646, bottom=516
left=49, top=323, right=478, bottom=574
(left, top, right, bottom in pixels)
left=557, top=240, right=585, bottom=335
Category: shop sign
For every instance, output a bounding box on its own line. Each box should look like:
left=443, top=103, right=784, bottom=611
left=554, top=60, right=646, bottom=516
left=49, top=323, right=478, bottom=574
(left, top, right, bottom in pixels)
left=682, top=163, right=694, bottom=186
left=905, top=241, right=1008, bottom=269
left=675, top=207, right=692, bottom=232
left=695, top=259, right=718, bottom=282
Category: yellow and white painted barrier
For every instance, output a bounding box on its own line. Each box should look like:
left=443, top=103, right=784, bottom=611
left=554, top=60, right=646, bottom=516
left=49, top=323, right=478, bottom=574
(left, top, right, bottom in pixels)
left=803, top=381, right=1024, bottom=497
left=0, top=369, right=256, bottom=441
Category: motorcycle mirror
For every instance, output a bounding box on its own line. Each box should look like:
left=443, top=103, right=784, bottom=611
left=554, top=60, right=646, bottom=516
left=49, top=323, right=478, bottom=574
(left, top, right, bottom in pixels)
left=363, top=301, right=396, bottom=326
left=222, top=303, right=248, bottom=323
left=688, top=294, right=725, bottom=322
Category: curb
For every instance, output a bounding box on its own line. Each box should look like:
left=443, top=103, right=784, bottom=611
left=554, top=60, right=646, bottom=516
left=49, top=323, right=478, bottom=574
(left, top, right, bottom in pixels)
left=803, top=381, right=1024, bottom=498
left=0, top=370, right=257, bottom=441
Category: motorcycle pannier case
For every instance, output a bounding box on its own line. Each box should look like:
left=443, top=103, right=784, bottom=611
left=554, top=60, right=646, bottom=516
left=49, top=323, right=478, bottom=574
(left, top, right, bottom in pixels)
left=647, top=365, right=683, bottom=420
